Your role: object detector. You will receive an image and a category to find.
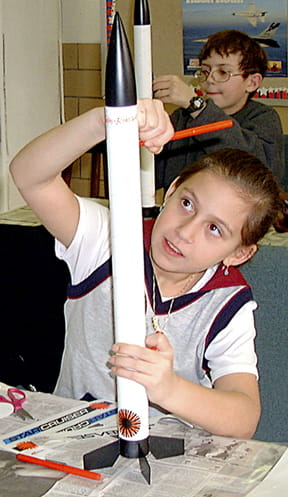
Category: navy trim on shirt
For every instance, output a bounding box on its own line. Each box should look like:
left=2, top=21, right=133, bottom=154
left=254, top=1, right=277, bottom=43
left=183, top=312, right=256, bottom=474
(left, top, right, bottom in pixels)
left=202, top=286, right=253, bottom=373
left=67, top=257, right=112, bottom=299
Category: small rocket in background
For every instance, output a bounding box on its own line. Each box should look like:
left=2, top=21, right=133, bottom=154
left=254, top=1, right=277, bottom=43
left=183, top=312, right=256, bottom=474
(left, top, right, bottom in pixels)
left=134, top=0, right=158, bottom=218
left=83, top=12, right=183, bottom=484
left=134, top=0, right=152, bottom=99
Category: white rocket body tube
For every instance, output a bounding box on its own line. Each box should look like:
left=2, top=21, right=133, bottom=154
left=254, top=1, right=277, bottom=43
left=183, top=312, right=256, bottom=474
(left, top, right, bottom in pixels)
left=105, top=13, right=149, bottom=457
left=105, top=104, right=149, bottom=446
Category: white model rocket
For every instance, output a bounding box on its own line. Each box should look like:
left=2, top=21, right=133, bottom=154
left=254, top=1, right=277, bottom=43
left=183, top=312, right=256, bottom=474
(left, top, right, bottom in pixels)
left=83, top=12, right=184, bottom=484
left=104, top=11, right=149, bottom=459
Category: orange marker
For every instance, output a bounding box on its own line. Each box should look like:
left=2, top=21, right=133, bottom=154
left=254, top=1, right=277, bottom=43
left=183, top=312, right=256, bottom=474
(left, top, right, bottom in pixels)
left=140, top=119, right=233, bottom=146
left=16, top=453, right=102, bottom=481
left=150, top=330, right=164, bottom=350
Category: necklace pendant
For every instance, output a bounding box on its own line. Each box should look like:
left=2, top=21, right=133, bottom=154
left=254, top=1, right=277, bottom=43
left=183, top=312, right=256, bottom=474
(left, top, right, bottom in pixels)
left=152, top=316, right=162, bottom=332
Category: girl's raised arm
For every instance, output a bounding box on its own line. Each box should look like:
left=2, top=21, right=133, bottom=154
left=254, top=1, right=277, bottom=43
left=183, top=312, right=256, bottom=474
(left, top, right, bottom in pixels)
left=10, top=100, right=173, bottom=248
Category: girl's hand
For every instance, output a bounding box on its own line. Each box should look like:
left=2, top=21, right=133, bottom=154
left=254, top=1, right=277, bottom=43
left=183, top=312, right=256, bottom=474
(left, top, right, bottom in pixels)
left=109, top=333, right=177, bottom=406
left=137, top=99, right=174, bottom=154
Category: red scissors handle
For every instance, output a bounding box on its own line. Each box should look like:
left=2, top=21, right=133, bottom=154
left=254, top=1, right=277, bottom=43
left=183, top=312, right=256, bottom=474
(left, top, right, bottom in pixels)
left=0, top=388, right=33, bottom=420
left=6, top=388, right=26, bottom=411
left=0, top=394, right=12, bottom=405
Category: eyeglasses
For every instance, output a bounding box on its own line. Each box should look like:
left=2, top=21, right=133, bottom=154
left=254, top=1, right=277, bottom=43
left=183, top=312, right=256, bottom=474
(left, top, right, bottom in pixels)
left=193, top=68, right=243, bottom=83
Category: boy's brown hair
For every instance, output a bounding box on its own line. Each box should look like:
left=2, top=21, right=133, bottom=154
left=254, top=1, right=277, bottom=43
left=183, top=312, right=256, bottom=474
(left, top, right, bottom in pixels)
left=199, top=29, right=268, bottom=78
left=174, top=148, right=281, bottom=246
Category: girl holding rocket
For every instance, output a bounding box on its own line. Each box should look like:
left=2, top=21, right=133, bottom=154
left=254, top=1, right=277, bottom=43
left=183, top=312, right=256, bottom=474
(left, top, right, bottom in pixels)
left=10, top=99, right=281, bottom=439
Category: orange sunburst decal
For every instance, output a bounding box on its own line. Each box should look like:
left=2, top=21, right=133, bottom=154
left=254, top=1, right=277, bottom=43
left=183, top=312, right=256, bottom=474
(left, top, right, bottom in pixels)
left=15, top=441, right=38, bottom=451
left=118, top=409, right=141, bottom=437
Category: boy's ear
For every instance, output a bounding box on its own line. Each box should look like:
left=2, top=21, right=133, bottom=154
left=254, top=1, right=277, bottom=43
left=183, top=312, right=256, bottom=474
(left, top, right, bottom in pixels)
left=246, top=73, right=262, bottom=93
left=223, top=244, right=258, bottom=267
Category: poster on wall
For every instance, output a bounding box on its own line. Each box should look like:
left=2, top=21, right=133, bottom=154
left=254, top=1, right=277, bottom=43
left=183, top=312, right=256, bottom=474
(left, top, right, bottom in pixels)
left=183, top=0, right=287, bottom=77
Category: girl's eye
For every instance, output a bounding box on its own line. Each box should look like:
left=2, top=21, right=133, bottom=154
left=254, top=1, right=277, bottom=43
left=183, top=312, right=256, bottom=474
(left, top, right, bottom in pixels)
left=209, top=223, right=221, bottom=236
left=181, top=198, right=194, bottom=211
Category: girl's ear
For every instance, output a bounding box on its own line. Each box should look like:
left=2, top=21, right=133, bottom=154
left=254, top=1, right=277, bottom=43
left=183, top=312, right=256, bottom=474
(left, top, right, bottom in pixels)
left=223, top=244, right=258, bottom=267
left=164, top=176, right=180, bottom=202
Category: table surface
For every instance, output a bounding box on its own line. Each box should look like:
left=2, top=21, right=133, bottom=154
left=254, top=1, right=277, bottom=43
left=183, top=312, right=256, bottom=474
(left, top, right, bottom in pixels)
left=0, top=383, right=287, bottom=497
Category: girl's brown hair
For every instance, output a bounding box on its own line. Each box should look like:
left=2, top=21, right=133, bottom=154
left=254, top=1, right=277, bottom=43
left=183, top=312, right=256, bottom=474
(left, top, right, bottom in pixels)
left=174, top=148, right=282, bottom=245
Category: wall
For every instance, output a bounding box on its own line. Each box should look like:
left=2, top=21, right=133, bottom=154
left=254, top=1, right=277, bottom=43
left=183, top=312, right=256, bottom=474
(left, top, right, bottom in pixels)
left=275, top=107, right=288, bottom=133
left=0, top=0, right=62, bottom=212
left=62, top=42, right=106, bottom=197
left=61, top=0, right=102, bottom=43
left=61, top=0, right=107, bottom=196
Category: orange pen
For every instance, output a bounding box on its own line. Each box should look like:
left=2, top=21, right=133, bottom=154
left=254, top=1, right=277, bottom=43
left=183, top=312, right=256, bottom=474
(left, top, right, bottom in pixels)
left=140, top=119, right=233, bottom=146
left=150, top=330, right=164, bottom=350
left=16, top=453, right=102, bottom=481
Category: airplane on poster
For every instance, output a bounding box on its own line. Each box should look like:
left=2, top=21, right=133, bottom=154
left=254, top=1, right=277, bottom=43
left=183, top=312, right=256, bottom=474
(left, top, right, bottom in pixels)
left=253, top=22, right=280, bottom=48
left=193, top=23, right=280, bottom=49
left=232, top=2, right=267, bottom=27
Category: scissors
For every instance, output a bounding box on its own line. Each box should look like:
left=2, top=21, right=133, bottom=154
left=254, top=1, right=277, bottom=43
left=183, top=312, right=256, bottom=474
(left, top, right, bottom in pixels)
left=0, top=388, right=34, bottom=421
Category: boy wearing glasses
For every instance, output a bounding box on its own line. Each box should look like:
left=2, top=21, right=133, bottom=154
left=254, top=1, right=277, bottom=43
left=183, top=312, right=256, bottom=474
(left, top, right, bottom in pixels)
left=153, top=30, right=284, bottom=191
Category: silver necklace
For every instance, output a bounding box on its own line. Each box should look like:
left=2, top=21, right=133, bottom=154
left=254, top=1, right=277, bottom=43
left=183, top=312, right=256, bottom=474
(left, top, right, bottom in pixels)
left=151, top=272, right=196, bottom=333
left=152, top=274, right=175, bottom=332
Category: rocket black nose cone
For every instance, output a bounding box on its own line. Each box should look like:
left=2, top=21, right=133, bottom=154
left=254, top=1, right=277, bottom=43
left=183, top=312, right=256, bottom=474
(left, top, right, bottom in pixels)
left=105, top=13, right=137, bottom=107
left=134, top=0, right=150, bottom=25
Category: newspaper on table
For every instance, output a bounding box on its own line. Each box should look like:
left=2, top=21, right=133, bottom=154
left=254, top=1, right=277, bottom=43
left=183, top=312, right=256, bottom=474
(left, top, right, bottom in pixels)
left=0, top=382, right=287, bottom=497
left=0, top=382, right=118, bottom=465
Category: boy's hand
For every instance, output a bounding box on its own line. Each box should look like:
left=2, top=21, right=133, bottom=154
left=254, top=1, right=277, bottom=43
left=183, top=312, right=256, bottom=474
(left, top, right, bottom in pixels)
left=153, top=75, right=196, bottom=109
left=109, top=333, right=177, bottom=406
left=137, top=99, right=174, bottom=154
